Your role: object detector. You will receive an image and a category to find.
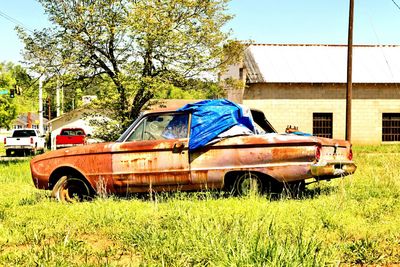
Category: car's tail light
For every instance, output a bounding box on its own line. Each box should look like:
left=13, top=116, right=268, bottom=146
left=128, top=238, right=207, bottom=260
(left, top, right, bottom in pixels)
left=30, top=137, right=33, bottom=144
left=315, top=144, right=321, bottom=161
left=348, top=146, right=353, bottom=161
left=3, top=138, right=6, bottom=145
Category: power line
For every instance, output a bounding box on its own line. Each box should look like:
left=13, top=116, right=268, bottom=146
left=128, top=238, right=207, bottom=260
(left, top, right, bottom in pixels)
left=391, top=0, right=400, bottom=11
left=0, top=9, right=34, bottom=33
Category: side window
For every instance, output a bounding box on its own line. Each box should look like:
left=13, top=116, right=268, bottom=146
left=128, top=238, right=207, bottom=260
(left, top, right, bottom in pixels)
left=126, top=113, right=189, bottom=141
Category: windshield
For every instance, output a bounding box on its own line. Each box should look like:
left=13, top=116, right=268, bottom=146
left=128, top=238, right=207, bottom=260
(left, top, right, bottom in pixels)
left=12, top=130, right=36, bottom=138
left=117, top=112, right=190, bottom=142
left=116, top=113, right=143, bottom=142
left=126, top=113, right=189, bottom=141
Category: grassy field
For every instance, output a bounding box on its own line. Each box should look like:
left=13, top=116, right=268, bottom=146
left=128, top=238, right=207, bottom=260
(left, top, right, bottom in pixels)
left=0, top=144, right=400, bottom=266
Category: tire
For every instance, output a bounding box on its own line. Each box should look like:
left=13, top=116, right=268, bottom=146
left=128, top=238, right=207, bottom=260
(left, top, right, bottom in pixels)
left=233, top=172, right=264, bottom=196
left=51, top=176, right=93, bottom=203
left=6, top=149, right=12, bottom=157
left=30, top=148, right=37, bottom=156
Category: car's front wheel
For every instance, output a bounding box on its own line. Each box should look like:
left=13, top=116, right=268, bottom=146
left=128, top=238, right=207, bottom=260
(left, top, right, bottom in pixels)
left=51, top=176, right=93, bottom=203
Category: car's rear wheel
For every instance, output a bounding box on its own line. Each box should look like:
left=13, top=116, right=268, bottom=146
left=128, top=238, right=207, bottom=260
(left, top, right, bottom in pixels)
left=233, top=172, right=264, bottom=196
left=51, top=176, right=93, bottom=203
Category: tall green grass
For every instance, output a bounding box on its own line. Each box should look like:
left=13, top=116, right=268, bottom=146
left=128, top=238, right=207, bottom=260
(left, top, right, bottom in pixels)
left=0, top=145, right=400, bottom=266
left=0, top=143, right=4, bottom=156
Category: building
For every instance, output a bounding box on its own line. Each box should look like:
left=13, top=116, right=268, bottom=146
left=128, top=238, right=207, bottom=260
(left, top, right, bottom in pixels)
left=222, top=44, right=400, bottom=144
left=11, top=113, right=48, bottom=131
left=0, top=113, right=48, bottom=138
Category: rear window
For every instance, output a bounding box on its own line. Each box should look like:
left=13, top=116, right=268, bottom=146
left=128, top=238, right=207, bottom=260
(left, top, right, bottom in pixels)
left=60, top=129, right=85, bottom=136
left=12, top=130, right=36, bottom=138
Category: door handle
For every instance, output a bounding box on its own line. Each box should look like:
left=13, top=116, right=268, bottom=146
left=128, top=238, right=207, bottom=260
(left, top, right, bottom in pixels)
left=172, top=142, right=185, bottom=153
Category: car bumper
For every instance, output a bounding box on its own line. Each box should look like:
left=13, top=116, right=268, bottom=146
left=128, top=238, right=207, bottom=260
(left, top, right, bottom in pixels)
left=311, top=160, right=357, bottom=179
left=56, top=144, right=84, bottom=149
left=5, top=145, right=35, bottom=150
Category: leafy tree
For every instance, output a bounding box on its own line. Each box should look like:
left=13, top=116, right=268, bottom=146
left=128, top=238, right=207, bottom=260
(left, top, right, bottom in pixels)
left=0, top=96, right=17, bottom=130
left=0, top=63, right=16, bottom=129
left=17, top=0, right=234, bottom=132
left=0, top=62, right=35, bottom=129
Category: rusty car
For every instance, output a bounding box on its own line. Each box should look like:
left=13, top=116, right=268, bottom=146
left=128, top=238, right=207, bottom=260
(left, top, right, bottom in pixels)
left=30, top=99, right=356, bottom=202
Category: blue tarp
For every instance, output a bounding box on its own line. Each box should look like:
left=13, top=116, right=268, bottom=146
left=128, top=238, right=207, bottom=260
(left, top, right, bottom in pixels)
left=178, top=99, right=256, bottom=151
left=290, top=131, right=313, bottom=137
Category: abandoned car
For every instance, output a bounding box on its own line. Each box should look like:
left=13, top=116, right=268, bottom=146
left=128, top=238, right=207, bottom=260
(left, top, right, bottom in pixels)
left=30, top=99, right=356, bottom=201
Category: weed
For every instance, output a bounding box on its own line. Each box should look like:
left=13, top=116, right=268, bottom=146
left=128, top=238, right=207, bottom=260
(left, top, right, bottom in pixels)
left=0, top=145, right=400, bottom=265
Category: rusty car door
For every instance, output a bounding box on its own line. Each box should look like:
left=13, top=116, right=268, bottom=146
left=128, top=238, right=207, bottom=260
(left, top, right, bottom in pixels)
left=111, top=112, right=190, bottom=193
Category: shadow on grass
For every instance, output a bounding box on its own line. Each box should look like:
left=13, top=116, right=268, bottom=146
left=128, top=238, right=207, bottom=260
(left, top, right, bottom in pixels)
left=0, top=157, right=30, bottom=165
left=120, top=190, right=232, bottom=203
left=300, top=184, right=339, bottom=199
left=103, top=183, right=340, bottom=203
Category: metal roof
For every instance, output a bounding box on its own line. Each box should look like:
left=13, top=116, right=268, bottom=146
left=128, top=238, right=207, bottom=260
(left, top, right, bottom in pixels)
left=245, top=44, right=400, bottom=83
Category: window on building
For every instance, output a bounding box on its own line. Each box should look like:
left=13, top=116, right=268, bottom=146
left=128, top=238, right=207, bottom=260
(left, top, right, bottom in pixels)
left=382, top=113, right=400, bottom=142
left=313, top=113, right=333, bottom=138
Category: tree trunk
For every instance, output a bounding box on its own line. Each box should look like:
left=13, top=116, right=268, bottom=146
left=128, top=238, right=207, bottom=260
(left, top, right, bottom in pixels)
left=129, top=81, right=153, bottom=123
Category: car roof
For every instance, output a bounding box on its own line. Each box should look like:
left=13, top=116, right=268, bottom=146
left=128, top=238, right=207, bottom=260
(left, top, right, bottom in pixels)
left=142, top=108, right=177, bottom=114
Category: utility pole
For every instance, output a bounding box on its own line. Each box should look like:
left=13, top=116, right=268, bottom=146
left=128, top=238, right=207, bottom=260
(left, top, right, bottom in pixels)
left=47, top=97, right=51, bottom=121
left=346, top=0, right=354, bottom=141
left=61, top=86, right=64, bottom=115
left=38, top=76, right=44, bottom=135
left=56, top=78, right=60, bottom=117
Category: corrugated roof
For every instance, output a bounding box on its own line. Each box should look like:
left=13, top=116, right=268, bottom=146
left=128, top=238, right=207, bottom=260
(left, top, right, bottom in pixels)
left=245, top=44, right=400, bottom=83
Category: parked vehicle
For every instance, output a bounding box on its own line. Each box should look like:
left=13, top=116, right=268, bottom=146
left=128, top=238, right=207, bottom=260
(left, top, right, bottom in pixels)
left=56, top=128, right=87, bottom=149
left=5, top=129, right=46, bottom=157
left=30, top=99, right=356, bottom=202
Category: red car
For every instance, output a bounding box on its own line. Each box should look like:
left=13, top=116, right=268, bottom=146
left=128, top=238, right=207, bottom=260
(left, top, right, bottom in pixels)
left=30, top=100, right=356, bottom=202
left=55, top=128, right=87, bottom=149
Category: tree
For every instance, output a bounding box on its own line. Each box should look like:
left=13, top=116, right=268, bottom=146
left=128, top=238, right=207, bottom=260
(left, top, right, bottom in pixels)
left=18, top=0, right=233, bottom=131
left=0, top=63, right=16, bottom=129
left=0, top=62, right=34, bottom=129
left=0, top=96, right=17, bottom=130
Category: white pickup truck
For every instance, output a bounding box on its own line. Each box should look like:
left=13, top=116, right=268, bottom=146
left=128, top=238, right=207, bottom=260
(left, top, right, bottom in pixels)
left=4, top=129, right=46, bottom=157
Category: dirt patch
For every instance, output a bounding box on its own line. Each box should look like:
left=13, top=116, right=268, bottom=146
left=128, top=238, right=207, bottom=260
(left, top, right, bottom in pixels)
left=78, top=233, right=142, bottom=266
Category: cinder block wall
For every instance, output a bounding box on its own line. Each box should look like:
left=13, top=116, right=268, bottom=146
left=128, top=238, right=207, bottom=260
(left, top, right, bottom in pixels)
left=242, top=83, right=400, bottom=144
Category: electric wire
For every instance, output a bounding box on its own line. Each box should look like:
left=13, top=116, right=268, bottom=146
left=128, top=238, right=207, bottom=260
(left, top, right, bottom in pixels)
left=391, top=0, right=400, bottom=11
left=0, top=9, right=34, bottom=33
left=382, top=1, right=400, bottom=89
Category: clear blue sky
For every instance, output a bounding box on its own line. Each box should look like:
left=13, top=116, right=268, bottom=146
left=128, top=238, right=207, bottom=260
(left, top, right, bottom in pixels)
left=1, top=0, right=400, bottom=63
